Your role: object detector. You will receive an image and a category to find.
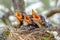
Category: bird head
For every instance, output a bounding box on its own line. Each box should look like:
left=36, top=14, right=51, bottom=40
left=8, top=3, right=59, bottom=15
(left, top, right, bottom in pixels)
left=24, top=14, right=31, bottom=22
left=32, top=9, right=40, bottom=21
left=15, top=10, right=22, bottom=20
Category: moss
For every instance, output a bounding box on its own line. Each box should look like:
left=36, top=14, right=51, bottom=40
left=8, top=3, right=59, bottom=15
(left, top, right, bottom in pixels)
left=49, top=32, right=53, bottom=37
left=4, top=29, right=10, bottom=35
left=43, top=37, right=49, bottom=40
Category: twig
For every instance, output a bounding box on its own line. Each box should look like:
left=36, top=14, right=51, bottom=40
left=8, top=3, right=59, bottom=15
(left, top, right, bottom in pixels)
left=12, top=0, right=25, bottom=12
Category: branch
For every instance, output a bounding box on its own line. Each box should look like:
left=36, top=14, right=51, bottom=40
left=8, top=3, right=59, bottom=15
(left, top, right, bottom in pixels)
left=12, top=0, right=25, bottom=13
left=12, top=0, right=18, bottom=10
left=46, top=8, right=60, bottom=18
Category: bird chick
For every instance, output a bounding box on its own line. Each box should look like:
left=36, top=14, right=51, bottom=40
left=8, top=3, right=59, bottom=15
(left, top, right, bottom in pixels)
left=31, top=9, right=42, bottom=28
left=20, top=14, right=31, bottom=30
left=13, top=10, right=23, bottom=28
left=31, top=9, right=51, bottom=28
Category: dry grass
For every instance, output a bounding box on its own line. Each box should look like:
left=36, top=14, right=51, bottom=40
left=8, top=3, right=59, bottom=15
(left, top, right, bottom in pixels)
left=2, top=24, right=60, bottom=40
left=6, top=27, right=56, bottom=40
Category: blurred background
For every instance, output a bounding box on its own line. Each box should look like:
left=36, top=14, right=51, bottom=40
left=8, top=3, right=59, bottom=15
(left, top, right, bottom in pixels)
left=0, top=0, right=60, bottom=27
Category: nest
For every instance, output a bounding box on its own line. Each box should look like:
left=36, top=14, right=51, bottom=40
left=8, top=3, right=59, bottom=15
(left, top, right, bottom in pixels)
left=1, top=24, right=59, bottom=40
left=5, top=27, right=56, bottom=40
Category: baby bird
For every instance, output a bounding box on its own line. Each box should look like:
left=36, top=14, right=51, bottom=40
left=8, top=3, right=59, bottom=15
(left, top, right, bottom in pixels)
left=31, top=9, right=50, bottom=28
left=13, top=10, right=23, bottom=28
left=31, top=9, right=42, bottom=28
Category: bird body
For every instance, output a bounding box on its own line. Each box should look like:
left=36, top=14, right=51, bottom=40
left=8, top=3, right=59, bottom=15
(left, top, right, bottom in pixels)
left=31, top=9, right=51, bottom=28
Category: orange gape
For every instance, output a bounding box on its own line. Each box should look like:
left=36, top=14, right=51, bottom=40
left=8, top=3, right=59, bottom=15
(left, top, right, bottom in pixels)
left=15, top=10, right=22, bottom=20
left=24, top=14, right=31, bottom=22
left=32, top=9, right=40, bottom=21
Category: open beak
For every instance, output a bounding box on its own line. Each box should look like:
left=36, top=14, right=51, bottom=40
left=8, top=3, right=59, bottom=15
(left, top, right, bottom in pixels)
left=15, top=10, right=22, bottom=20
left=24, top=14, right=31, bottom=22
left=32, top=9, right=40, bottom=21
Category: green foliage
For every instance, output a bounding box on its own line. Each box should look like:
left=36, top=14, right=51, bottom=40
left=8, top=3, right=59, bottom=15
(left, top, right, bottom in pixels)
left=43, top=37, right=49, bottom=40
left=54, top=0, right=57, bottom=6
left=43, top=7, right=47, bottom=11
left=0, top=19, right=2, bottom=22
left=35, top=8, right=40, bottom=13
left=49, top=32, right=54, bottom=38
left=41, top=0, right=49, bottom=8
left=0, top=0, right=11, bottom=9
